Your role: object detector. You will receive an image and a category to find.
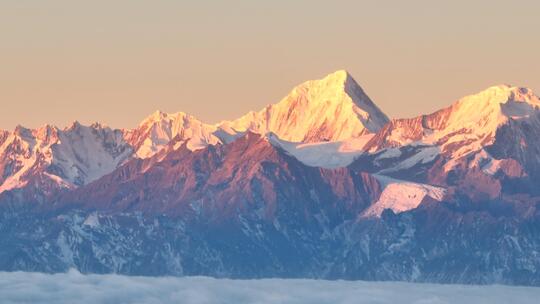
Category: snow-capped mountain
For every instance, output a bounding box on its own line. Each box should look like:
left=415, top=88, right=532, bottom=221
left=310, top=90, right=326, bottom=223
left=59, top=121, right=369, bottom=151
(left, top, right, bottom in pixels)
left=124, top=111, right=220, bottom=158
left=119, top=70, right=388, bottom=165
left=58, top=132, right=381, bottom=217
left=217, top=70, right=389, bottom=143
left=366, top=84, right=540, bottom=152
left=352, top=85, right=540, bottom=201
left=0, top=122, right=132, bottom=195
left=1, top=70, right=388, bottom=195
left=2, top=72, right=540, bottom=286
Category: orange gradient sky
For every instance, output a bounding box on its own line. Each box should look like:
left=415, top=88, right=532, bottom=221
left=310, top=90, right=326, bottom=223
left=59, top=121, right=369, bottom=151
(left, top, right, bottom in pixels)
left=1, top=0, right=539, bottom=130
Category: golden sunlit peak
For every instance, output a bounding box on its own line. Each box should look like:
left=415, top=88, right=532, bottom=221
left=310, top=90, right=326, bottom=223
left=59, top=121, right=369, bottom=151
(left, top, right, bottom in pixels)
left=141, top=110, right=200, bottom=126
left=150, top=110, right=167, bottom=119
left=322, top=69, right=351, bottom=83
left=469, top=84, right=539, bottom=105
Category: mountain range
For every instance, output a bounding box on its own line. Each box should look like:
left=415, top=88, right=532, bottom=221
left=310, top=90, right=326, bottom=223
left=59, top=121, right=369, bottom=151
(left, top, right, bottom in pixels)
left=1, top=70, right=540, bottom=285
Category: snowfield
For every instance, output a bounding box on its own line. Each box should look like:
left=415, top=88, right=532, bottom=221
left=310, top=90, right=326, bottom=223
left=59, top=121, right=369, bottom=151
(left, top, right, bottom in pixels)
left=0, top=270, right=538, bottom=304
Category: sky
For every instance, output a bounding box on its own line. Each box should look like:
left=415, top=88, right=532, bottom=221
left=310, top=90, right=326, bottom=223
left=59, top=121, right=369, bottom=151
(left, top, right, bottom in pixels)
left=1, top=0, right=539, bottom=130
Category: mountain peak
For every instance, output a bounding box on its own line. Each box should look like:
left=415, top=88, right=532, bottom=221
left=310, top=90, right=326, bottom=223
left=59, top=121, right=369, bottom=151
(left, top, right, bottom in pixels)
left=136, top=111, right=202, bottom=134
left=301, top=70, right=359, bottom=99
left=460, top=84, right=539, bottom=106
left=450, top=85, right=540, bottom=125
left=66, top=120, right=83, bottom=131
left=150, top=109, right=167, bottom=120
left=218, top=70, right=389, bottom=143
left=126, top=110, right=220, bottom=158
left=13, top=125, right=31, bottom=137
left=320, top=69, right=351, bottom=83
left=474, top=84, right=514, bottom=100
left=34, top=124, right=60, bottom=142
left=366, top=84, right=540, bottom=153
left=143, top=110, right=176, bottom=125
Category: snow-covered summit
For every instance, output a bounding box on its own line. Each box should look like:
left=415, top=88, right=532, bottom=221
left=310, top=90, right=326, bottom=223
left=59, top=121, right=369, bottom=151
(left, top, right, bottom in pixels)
left=443, top=85, right=540, bottom=136
left=368, top=85, right=540, bottom=150
left=0, top=70, right=392, bottom=196
left=124, top=70, right=390, bottom=161
left=360, top=84, right=540, bottom=193
left=124, top=111, right=221, bottom=158
left=217, top=70, right=389, bottom=143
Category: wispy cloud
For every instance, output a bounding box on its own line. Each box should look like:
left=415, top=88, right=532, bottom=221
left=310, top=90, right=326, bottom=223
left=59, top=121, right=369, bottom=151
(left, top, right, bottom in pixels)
left=0, top=270, right=538, bottom=304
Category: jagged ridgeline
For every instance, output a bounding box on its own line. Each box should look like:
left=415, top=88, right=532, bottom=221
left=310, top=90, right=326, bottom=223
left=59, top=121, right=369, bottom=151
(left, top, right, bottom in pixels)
left=1, top=71, right=540, bottom=285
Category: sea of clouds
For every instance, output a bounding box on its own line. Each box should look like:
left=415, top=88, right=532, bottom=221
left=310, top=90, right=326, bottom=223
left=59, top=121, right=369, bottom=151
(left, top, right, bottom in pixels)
left=0, top=270, right=538, bottom=304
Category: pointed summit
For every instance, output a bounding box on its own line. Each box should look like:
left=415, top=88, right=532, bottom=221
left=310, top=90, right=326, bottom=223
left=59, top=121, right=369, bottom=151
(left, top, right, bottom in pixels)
left=218, top=70, right=389, bottom=143
left=319, top=69, right=351, bottom=83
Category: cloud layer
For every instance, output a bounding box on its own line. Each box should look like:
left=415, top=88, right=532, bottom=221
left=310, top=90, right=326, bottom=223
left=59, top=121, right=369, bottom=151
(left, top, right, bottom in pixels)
left=0, top=270, right=539, bottom=304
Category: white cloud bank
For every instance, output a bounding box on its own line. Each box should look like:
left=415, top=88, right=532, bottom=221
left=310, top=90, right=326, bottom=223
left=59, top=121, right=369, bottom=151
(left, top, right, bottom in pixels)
left=0, top=270, right=539, bottom=304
